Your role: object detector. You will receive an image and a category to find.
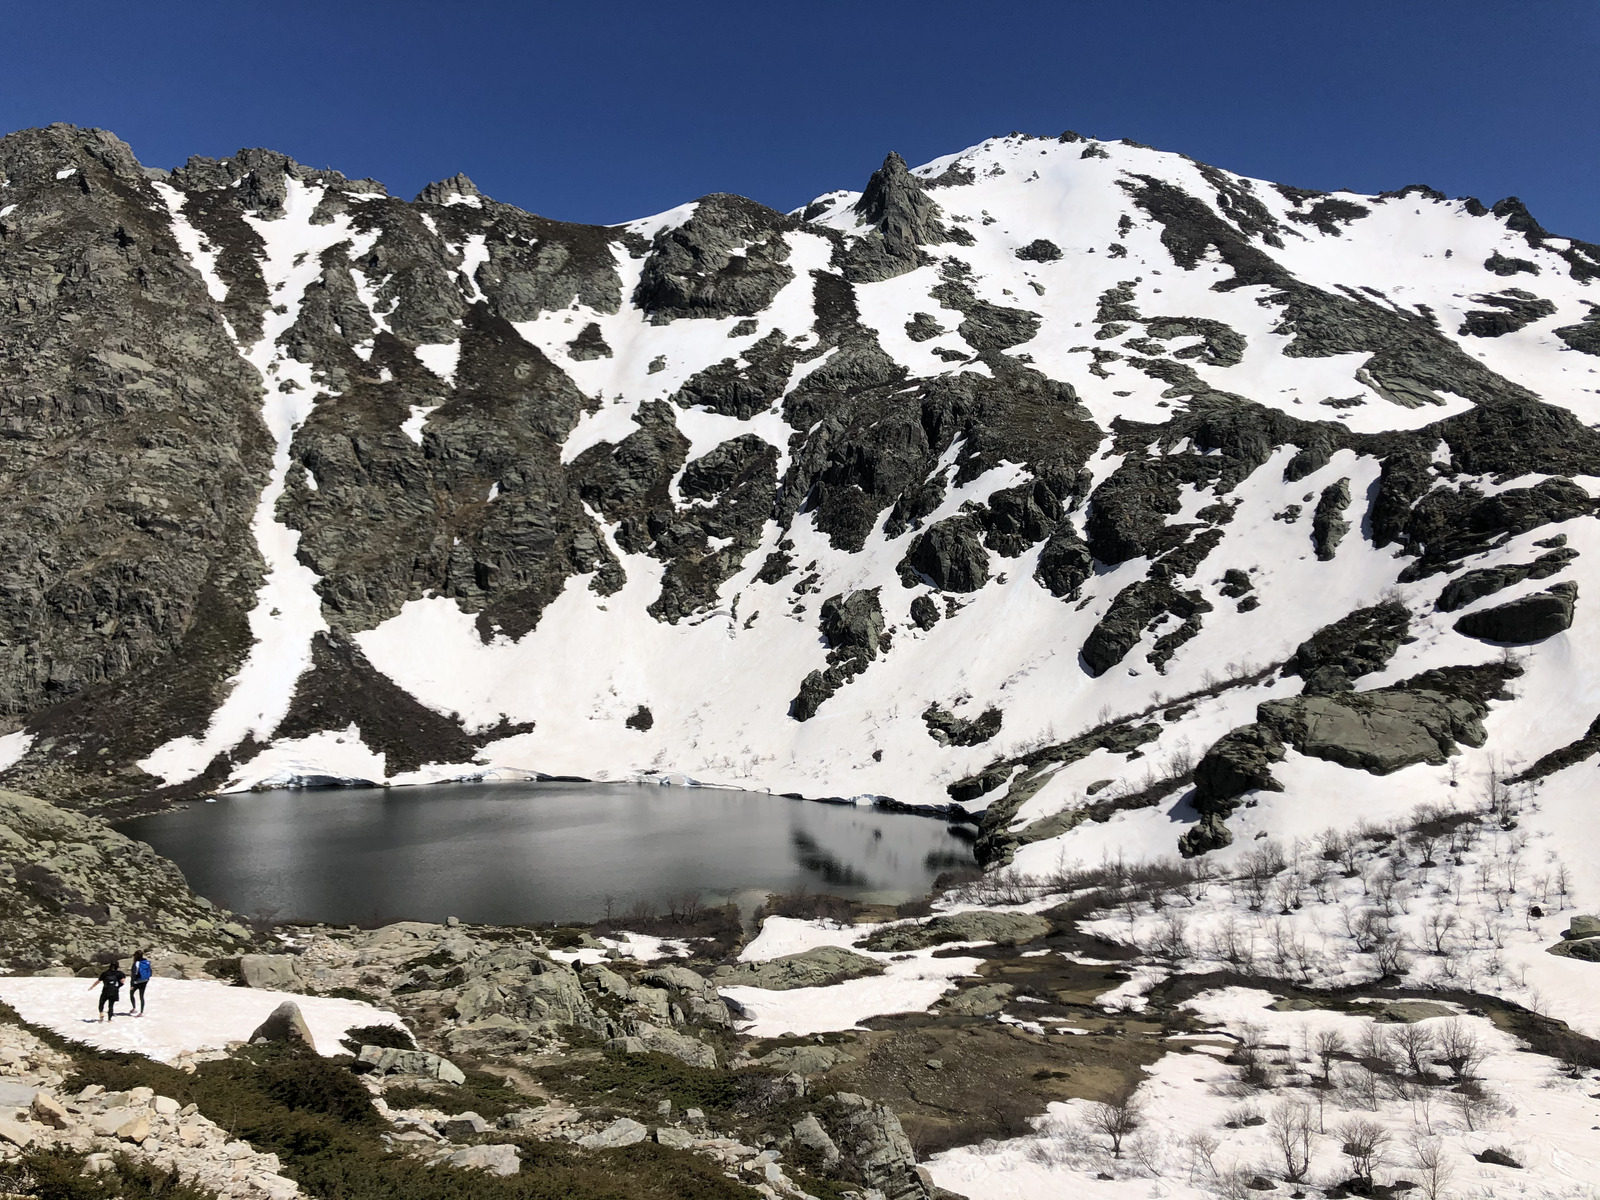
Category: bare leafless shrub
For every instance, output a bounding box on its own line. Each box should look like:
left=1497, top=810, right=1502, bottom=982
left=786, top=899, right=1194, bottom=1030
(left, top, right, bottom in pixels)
left=1313, top=1029, right=1347, bottom=1086
left=1410, top=1133, right=1454, bottom=1200
left=1267, top=1101, right=1314, bottom=1182
left=1152, top=909, right=1189, bottom=962
left=1447, top=1081, right=1496, bottom=1131
left=1235, top=1024, right=1272, bottom=1091
left=1086, top=1088, right=1143, bottom=1158
left=1337, top=1117, right=1390, bottom=1189
left=1357, top=1023, right=1395, bottom=1072
left=1436, top=1020, right=1487, bottom=1081
left=1391, top=1023, right=1435, bottom=1078
left=1184, top=1130, right=1220, bottom=1183
left=1208, top=915, right=1255, bottom=970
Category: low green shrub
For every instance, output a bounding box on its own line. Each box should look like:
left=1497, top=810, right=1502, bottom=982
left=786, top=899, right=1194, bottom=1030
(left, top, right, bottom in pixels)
left=11, top=1150, right=219, bottom=1200
left=383, top=1069, right=523, bottom=1119
left=339, top=1023, right=415, bottom=1053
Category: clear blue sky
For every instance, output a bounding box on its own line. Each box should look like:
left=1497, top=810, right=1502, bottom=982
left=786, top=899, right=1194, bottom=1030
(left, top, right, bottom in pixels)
left=3, top=1, right=1596, bottom=239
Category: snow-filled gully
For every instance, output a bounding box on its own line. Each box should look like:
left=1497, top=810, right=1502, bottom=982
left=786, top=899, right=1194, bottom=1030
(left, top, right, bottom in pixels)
left=142, top=180, right=379, bottom=786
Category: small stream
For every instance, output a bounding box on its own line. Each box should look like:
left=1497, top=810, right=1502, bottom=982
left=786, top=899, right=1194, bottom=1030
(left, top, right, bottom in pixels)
left=119, top=780, right=977, bottom=926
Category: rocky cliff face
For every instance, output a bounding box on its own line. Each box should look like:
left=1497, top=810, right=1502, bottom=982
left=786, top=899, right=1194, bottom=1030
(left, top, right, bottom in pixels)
left=3, top=122, right=1599, bottom=864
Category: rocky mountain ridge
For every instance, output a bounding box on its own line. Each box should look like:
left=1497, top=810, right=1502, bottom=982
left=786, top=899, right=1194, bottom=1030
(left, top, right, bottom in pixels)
left=2, top=122, right=1599, bottom=869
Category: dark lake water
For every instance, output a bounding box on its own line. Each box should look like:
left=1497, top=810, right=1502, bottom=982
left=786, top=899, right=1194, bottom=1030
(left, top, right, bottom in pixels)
left=119, top=781, right=977, bottom=926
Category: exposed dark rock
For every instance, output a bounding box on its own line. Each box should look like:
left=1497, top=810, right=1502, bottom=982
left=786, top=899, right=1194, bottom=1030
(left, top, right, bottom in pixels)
left=790, top=589, right=885, bottom=721
left=625, top=705, right=653, bottom=731
left=652, top=434, right=779, bottom=622
left=929, top=276, right=1041, bottom=352
left=1142, top=316, right=1246, bottom=366
left=922, top=704, right=1002, bottom=747
left=474, top=213, right=624, bottom=323
left=839, top=152, right=948, bottom=282
left=1284, top=197, right=1370, bottom=236
left=1454, top=582, right=1577, bottom=644
left=1192, top=724, right=1288, bottom=816
left=1195, top=164, right=1284, bottom=246
left=1435, top=547, right=1578, bottom=612
left=0, top=126, right=271, bottom=799
left=1484, top=250, right=1539, bottom=277
left=1457, top=289, right=1556, bottom=338
left=1554, top=307, right=1600, bottom=356
left=1178, top=813, right=1235, bottom=857
left=271, top=634, right=532, bottom=774
left=566, top=322, right=612, bottom=360
left=572, top=400, right=690, bottom=555
left=1034, top=524, right=1093, bottom=599
left=862, top=910, right=1050, bottom=951
left=1396, top=475, right=1596, bottom=581
left=1014, top=238, right=1062, bottom=262
left=1286, top=600, right=1410, bottom=693
left=1475, top=1148, right=1522, bottom=1169
left=1190, top=664, right=1519, bottom=848
left=634, top=193, right=795, bottom=322
left=909, top=595, right=941, bottom=630
left=1219, top=569, right=1253, bottom=597
left=1311, top=478, right=1352, bottom=560
left=977, top=480, right=1061, bottom=557
left=957, top=719, right=1162, bottom=861
left=1512, top=711, right=1600, bottom=783
left=901, top=515, right=991, bottom=592
left=671, top=328, right=803, bottom=419
left=904, top=312, right=945, bottom=342
left=1081, top=580, right=1211, bottom=676
left=1122, top=170, right=1542, bottom=410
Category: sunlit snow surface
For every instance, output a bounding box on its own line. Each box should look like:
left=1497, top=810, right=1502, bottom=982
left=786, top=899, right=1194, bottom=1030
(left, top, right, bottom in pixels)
left=0, top=977, right=404, bottom=1062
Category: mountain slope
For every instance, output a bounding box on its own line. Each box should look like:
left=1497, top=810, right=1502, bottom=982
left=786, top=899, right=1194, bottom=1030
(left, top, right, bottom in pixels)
left=2, top=123, right=1599, bottom=877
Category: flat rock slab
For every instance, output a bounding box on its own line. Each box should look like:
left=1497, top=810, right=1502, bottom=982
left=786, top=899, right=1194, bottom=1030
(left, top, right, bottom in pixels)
left=442, top=1144, right=520, bottom=1175
left=0, top=1080, right=40, bottom=1107
left=864, top=911, right=1052, bottom=952
left=713, top=946, right=885, bottom=991
left=579, top=1117, right=649, bottom=1149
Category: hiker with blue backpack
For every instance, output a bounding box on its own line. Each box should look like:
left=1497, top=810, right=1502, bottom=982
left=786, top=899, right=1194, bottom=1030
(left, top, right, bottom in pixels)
left=128, top=950, right=152, bottom=1016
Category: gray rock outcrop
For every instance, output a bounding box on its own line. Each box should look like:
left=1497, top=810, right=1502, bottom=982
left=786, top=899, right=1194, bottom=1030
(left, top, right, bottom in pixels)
left=712, top=946, right=884, bottom=990
left=249, top=1001, right=314, bottom=1046
left=1454, top=582, right=1577, bottom=644
left=862, top=911, right=1051, bottom=952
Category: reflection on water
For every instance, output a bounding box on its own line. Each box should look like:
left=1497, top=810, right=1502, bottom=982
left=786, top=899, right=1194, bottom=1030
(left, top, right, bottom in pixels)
left=119, top=781, right=978, bottom=926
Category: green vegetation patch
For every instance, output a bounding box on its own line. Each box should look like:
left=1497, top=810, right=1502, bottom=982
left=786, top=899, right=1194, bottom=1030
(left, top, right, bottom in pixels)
left=9, top=1149, right=220, bottom=1200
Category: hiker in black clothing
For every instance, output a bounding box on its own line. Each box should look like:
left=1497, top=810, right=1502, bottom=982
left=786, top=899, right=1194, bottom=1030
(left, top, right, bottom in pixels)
left=89, top=963, right=126, bottom=1021
left=129, top=951, right=152, bottom=1016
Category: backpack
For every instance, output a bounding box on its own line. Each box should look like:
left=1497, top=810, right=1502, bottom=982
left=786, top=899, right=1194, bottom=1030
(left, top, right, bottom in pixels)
left=133, top=959, right=152, bottom=983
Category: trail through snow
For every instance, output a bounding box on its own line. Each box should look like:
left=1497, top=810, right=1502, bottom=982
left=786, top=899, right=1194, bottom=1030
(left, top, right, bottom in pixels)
left=0, top=977, right=404, bottom=1062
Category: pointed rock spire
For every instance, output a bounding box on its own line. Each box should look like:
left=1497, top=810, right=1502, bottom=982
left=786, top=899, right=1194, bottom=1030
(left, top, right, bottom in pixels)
left=415, top=172, right=483, bottom=206
left=853, top=152, right=946, bottom=250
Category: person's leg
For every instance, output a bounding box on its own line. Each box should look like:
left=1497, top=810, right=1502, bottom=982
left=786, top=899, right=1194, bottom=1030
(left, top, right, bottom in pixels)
left=132, top=981, right=146, bottom=1014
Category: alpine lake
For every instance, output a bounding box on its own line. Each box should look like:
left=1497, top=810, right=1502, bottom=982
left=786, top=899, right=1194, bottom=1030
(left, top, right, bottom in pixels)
left=118, top=780, right=978, bottom=926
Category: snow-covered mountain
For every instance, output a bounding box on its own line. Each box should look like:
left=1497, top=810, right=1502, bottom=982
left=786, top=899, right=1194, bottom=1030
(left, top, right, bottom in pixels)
left=2, top=122, right=1599, bottom=874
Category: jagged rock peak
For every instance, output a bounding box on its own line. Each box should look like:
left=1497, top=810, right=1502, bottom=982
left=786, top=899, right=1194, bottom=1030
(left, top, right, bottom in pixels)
left=0, top=123, right=145, bottom=182
left=853, top=151, right=946, bottom=248
left=416, top=172, right=484, bottom=206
